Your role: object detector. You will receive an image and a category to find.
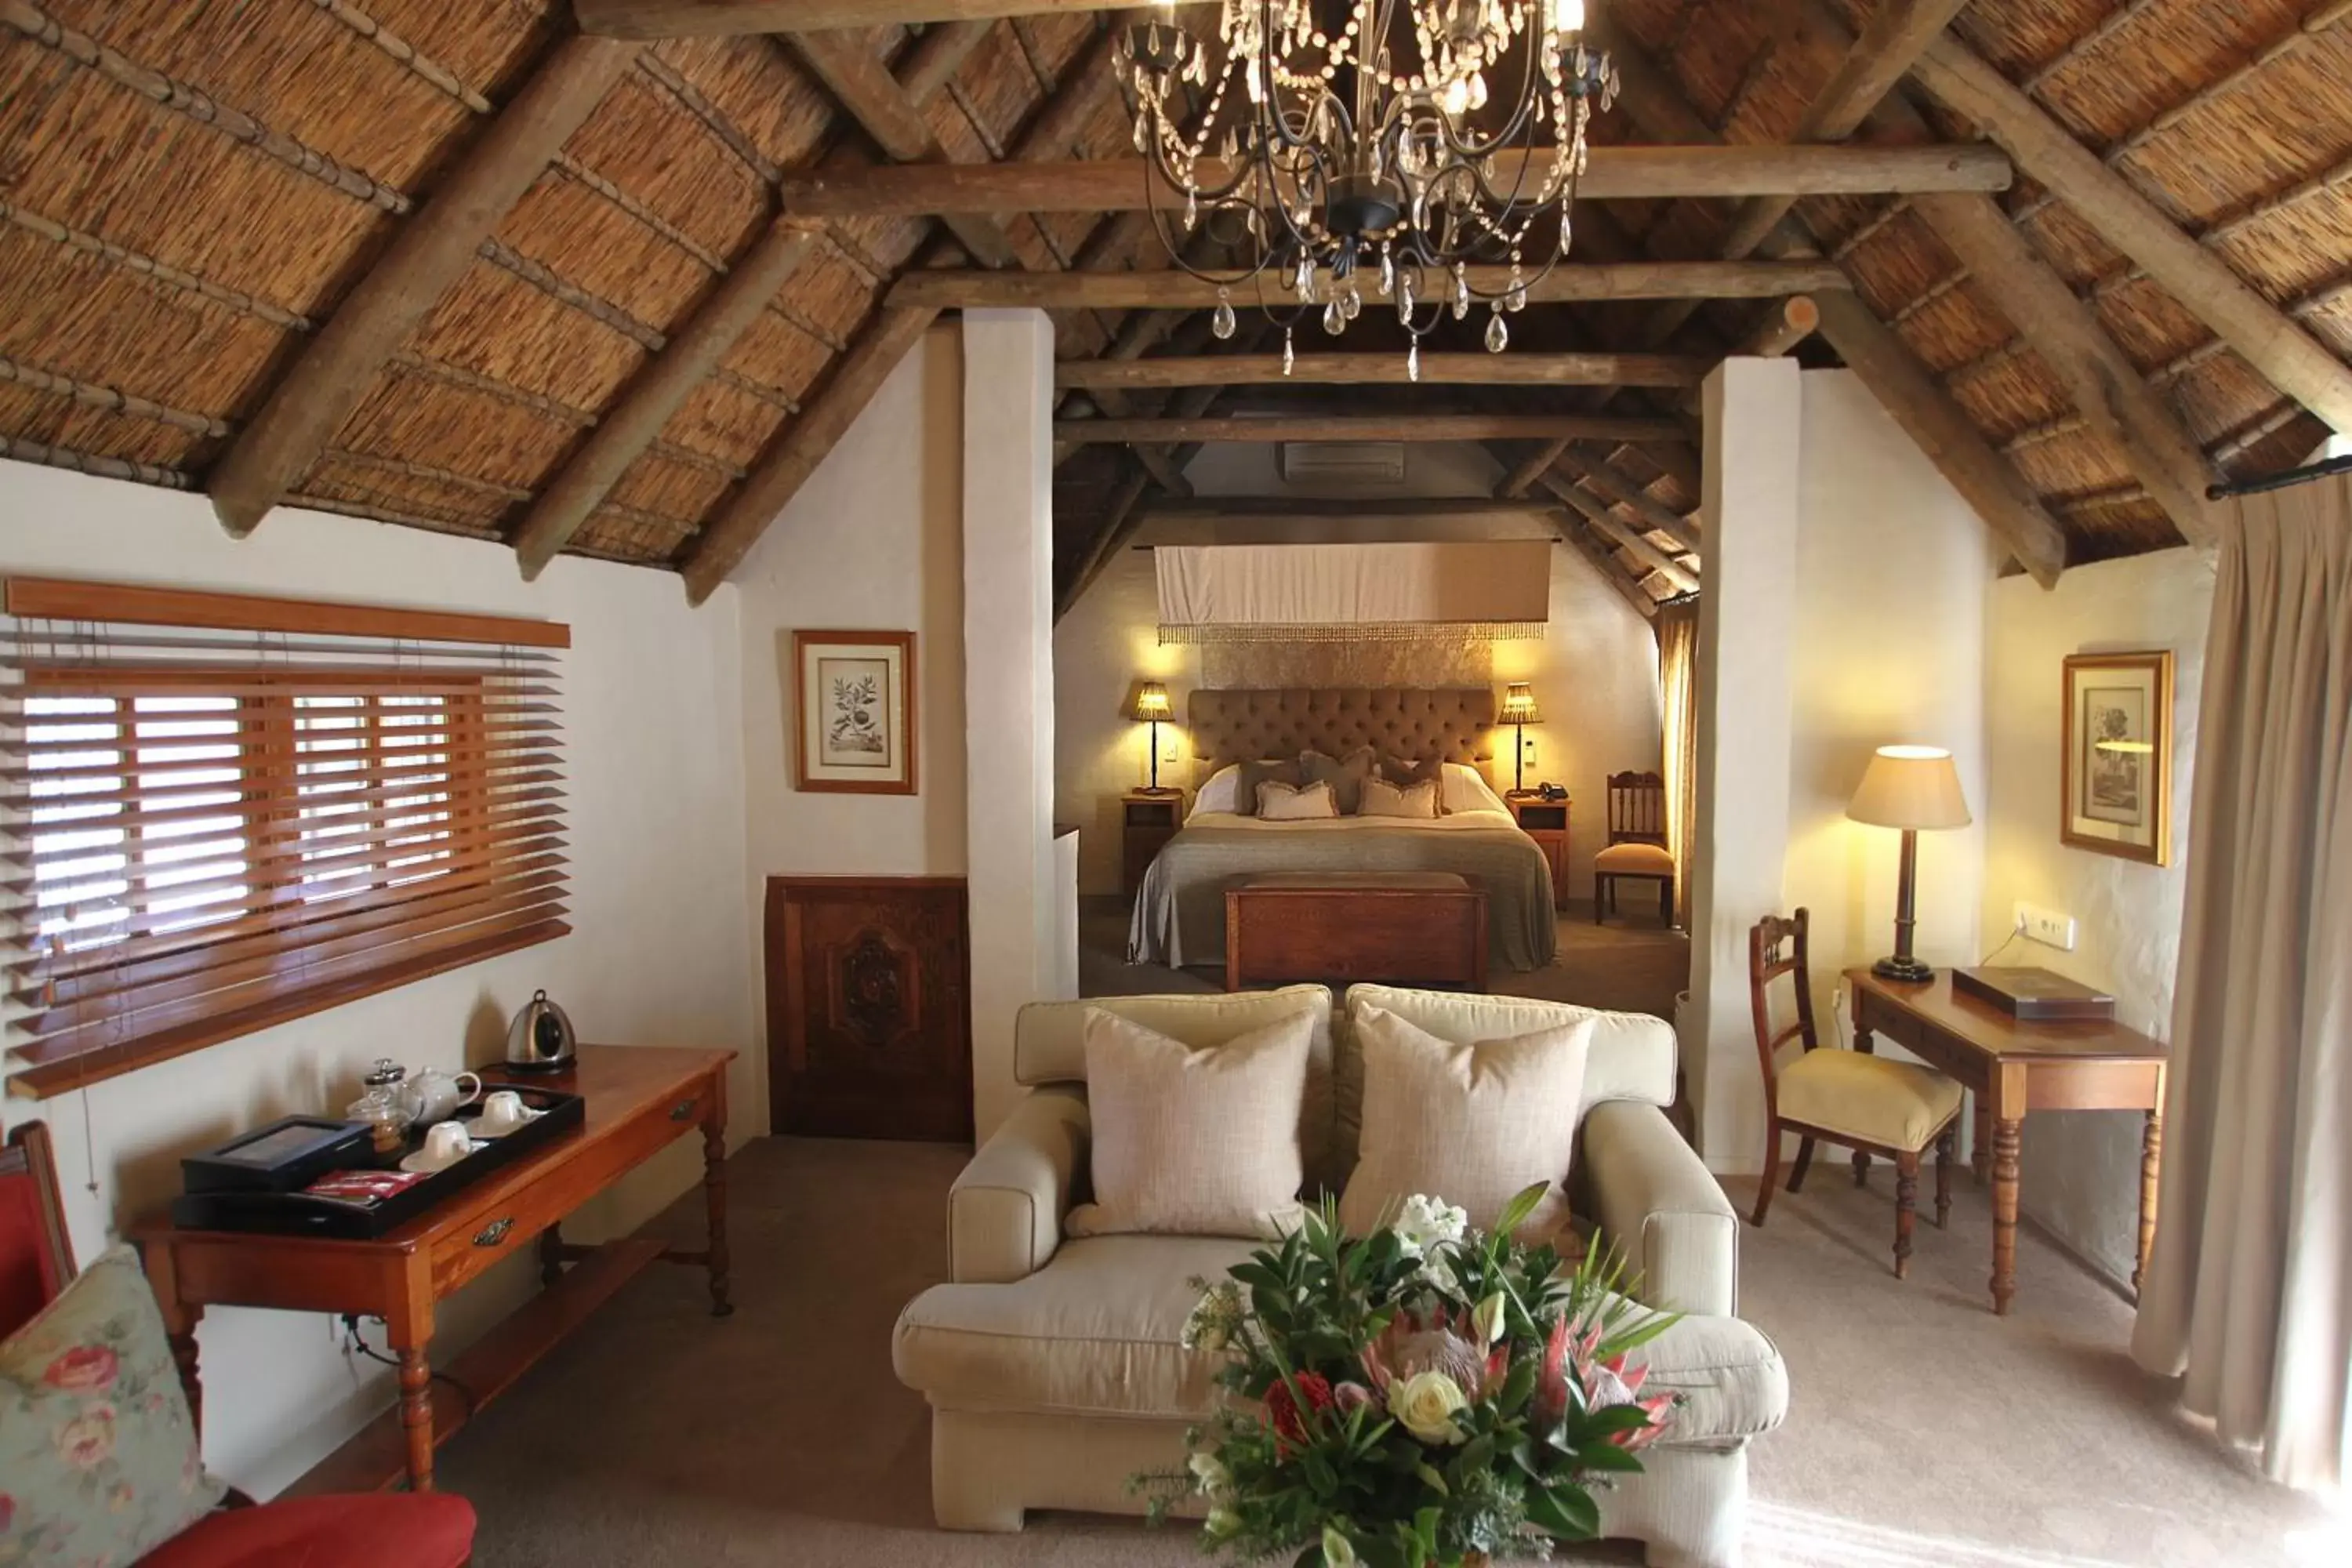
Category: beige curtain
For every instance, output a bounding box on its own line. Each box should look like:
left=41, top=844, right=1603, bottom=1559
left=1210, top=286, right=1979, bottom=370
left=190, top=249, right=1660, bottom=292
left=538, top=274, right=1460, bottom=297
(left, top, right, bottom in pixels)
left=2131, top=473, right=2352, bottom=1490
left=1656, top=602, right=1699, bottom=928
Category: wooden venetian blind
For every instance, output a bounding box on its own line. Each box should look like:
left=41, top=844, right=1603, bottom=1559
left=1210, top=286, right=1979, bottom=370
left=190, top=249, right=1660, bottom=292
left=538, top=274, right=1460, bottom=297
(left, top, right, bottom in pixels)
left=2, top=579, right=571, bottom=1099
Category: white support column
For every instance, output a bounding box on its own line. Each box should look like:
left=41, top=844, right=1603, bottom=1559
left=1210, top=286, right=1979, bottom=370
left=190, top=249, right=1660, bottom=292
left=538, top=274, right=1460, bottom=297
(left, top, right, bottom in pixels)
left=1687, top=357, right=1802, bottom=1173
left=963, top=307, right=1071, bottom=1138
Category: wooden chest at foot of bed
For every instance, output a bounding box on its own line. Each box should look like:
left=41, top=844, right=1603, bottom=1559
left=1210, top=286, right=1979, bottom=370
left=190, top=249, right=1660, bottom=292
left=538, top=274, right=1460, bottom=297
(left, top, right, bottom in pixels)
left=1225, top=873, right=1488, bottom=993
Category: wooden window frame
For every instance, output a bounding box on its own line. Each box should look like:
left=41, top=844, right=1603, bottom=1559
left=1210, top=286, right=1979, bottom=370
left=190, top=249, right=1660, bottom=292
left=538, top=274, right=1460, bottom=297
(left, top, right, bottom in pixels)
left=4, top=579, right=568, bottom=1100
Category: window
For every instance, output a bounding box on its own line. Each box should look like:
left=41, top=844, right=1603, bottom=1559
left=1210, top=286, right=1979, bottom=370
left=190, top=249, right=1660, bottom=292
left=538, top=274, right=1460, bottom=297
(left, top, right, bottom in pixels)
left=4, top=579, right=568, bottom=1098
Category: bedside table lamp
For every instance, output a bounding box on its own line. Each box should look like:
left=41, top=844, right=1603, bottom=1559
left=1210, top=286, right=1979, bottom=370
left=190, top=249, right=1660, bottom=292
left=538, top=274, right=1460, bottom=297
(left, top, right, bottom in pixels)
left=1129, top=680, right=1172, bottom=792
left=1846, top=745, right=1972, bottom=983
left=1500, top=682, right=1542, bottom=792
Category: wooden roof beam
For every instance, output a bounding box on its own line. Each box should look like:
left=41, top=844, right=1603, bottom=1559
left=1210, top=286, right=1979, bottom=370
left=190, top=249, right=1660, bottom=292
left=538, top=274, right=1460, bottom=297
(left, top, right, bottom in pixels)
left=783, top=30, right=1019, bottom=267
left=1054, top=414, right=1690, bottom=445
left=1054, top=352, right=1710, bottom=390
left=1641, top=0, right=1973, bottom=345
left=1541, top=476, right=1700, bottom=595
left=1555, top=450, right=1703, bottom=554
left=782, top=143, right=2010, bottom=218
left=203, top=34, right=640, bottom=535
left=580, top=0, right=1122, bottom=38
left=1497, top=439, right=1571, bottom=499
left=1910, top=34, right=2352, bottom=434
left=891, top=260, right=1846, bottom=310
left=1142, top=495, right=1566, bottom=522
left=1733, top=295, right=1822, bottom=359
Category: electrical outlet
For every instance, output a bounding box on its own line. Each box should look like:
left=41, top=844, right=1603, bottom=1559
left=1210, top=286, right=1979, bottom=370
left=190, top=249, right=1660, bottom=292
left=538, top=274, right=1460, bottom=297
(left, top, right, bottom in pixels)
left=2015, top=901, right=2077, bottom=951
left=1161, top=735, right=1180, bottom=763
left=1521, top=735, right=1539, bottom=768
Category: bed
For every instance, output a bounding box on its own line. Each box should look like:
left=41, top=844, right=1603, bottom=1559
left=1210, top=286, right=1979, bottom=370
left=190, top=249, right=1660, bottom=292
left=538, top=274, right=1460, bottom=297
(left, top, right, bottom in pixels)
left=1126, top=688, right=1560, bottom=972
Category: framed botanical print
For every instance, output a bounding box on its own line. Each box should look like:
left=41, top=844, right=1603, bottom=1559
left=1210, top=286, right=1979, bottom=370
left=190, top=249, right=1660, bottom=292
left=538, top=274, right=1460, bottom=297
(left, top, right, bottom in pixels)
left=2060, top=651, right=2173, bottom=866
left=794, top=630, right=916, bottom=795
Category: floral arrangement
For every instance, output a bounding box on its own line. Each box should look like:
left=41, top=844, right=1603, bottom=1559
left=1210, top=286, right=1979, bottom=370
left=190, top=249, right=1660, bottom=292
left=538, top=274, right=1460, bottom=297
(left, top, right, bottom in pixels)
left=1151, top=1185, right=1677, bottom=1568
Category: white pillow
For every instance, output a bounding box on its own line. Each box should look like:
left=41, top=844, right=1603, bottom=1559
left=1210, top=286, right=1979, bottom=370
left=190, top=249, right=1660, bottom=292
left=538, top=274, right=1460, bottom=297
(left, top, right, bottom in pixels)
left=1257, top=779, right=1338, bottom=820
left=1066, top=1007, right=1312, bottom=1238
left=1192, top=763, right=1242, bottom=816
left=1359, top=776, right=1440, bottom=818
left=1441, top=762, right=1508, bottom=815
left=1336, top=1005, right=1594, bottom=1241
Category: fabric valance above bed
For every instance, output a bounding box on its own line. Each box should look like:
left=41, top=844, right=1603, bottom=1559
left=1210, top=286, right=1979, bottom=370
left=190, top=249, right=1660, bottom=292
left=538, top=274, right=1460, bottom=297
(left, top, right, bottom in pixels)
left=1156, top=543, right=1551, bottom=644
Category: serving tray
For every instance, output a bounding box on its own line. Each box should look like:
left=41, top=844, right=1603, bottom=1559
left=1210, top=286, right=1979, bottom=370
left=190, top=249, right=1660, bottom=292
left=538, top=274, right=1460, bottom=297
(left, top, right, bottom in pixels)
left=169, top=1086, right=586, bottom=1240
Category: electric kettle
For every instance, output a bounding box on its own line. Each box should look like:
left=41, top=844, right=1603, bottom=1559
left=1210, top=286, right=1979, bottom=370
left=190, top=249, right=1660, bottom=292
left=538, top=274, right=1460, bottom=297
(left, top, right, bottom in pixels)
left=503, top=989, right=577, bottom=1073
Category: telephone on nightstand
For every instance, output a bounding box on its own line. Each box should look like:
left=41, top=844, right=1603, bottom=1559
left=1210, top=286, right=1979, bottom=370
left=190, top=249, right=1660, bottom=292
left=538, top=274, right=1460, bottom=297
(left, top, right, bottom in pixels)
left=1532, top=782, right=1568, bottom=801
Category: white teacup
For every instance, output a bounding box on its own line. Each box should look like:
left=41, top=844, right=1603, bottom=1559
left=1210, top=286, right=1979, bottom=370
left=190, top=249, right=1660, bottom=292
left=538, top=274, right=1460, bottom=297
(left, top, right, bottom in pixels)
left=477, top=1090, right=535, bottom=1135
left=419, top=1120, right=474, bottom=1168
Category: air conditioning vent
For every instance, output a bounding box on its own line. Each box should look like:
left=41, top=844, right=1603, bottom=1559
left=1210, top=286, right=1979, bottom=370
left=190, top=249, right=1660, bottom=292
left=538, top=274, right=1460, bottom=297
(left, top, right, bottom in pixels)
left=1279, top=441, right=1407, bottom=487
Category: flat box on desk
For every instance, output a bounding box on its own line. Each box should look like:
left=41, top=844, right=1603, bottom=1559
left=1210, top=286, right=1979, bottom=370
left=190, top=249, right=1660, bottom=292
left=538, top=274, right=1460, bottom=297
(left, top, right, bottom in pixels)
left=1952, top=966, right=2116, bottom=1021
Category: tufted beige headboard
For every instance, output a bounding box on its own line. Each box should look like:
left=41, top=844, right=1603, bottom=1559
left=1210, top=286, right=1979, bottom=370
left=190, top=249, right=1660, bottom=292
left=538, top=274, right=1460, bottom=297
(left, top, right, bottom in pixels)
left=1187, top=688, right=1496, bottom=779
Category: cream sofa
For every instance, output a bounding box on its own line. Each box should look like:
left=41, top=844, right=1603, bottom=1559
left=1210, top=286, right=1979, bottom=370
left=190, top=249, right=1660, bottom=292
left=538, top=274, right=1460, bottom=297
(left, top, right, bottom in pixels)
left=892, top=985, right=1788, bottom=1568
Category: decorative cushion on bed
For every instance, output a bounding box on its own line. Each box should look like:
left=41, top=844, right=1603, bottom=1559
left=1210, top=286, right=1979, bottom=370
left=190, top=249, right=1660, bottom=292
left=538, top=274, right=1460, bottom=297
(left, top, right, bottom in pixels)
left=1235, top=759, right=1303, bottom=816
left=1192, top=764, right=1242, bottom=815
left=1066, top=1008, right=1312, bottom=1239
left=1335, top=1006, right=1593, bottom=1241
left=1298, top=746, right=1377, bottom=814
left=1380, top=754, right=1444, bottom=792
left=1440, top=763, right=1508, bottom=815
left=1359, top=776, right=1440, bottom=819
left=1257, top=779, right=1339, bottom=820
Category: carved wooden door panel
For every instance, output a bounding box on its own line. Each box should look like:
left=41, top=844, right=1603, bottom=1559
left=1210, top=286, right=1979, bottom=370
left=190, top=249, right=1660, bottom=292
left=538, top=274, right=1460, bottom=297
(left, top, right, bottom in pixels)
left=767, top=877, right=973, bottom=1142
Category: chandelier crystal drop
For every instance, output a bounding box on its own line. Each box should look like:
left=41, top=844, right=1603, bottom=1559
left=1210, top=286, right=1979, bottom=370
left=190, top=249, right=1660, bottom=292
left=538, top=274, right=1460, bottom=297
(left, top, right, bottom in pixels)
left=1119, top=0, right=1616, bottom=370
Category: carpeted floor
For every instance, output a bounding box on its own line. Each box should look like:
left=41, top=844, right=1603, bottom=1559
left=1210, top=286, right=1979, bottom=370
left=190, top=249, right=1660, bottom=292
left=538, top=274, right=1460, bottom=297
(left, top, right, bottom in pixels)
left=439, top=1135, right=2333, bottom=1568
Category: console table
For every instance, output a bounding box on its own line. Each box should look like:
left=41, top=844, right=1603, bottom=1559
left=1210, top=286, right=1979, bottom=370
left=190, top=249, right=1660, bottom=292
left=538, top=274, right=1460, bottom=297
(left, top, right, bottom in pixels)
left=132, top=1044, right=735, bottom=1494
left=1846, top=970, right=2165, bottom=1316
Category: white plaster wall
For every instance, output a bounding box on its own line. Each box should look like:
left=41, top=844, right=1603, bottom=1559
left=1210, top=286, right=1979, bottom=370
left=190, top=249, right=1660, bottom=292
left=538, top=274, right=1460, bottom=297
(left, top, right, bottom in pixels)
left=1787, top=371, right=1994, bottom=1043
left=0, top=462, right=752, bottom=1497
left=1052, top=444, right=1661, bottom=898
left=1981, top=546, right=2213, bottom=1287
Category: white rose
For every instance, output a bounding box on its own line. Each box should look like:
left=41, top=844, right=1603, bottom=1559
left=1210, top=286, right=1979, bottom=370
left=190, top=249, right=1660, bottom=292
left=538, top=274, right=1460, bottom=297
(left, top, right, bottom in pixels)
left=1386, top=1369, right=1468, bottom=1446
left=1189, top=1450, right=1230, bottom=1495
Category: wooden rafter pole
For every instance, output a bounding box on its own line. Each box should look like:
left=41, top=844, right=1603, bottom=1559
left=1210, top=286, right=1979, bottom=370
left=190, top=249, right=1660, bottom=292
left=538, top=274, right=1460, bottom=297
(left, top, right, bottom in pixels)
left=1641, top=0, right=1972, bottom=344
left=1497, top=439, right=1571, bottom=499
left=783, top=144, right=2011, bottom=218
left=204, top=32, right=640, bottom=535
left=511, top=220, right=821, bottom=577
left=579, top=0, right=1120, bottom=37
left=1555, top=451, right=1703, bottom=554
left=1143, top=495, right=1570, bottom=521
left=681, top=307, right=939, bottom=604
left=1055, top=414, right=1691, bottom=445
left=1812, top=289, right=2069, bottom=586
left=1559, top=521, right=1663, bottom=620
left=891, top=260, right=1848, bottom=310
left=1735, top=295, right=1822, bottom=358
left=1910, top=34, right=2352, bottom=434
left=1542, top=476, right=1700, bottom=595
left=1054, top=352, right=1708, bottom=389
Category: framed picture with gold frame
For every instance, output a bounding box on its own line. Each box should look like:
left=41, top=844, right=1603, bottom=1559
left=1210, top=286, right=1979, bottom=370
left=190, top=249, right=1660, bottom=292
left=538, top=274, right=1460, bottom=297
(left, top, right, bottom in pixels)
left=2060, top=651, right=2173, bottom=866
left=793, top=630, right=916, bottom=795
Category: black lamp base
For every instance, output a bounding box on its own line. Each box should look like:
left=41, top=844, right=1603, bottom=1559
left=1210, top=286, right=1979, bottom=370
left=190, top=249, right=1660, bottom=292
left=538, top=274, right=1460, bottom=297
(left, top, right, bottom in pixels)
left=1871, top=953, right=1936, bottom=984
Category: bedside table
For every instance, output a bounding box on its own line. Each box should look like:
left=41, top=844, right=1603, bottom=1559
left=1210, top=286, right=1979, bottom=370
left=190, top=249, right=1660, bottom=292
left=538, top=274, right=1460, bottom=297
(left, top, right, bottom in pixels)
left=1122, top=789, right=1185, bottom=895
left=1504, top=792, right=1571, bottom=910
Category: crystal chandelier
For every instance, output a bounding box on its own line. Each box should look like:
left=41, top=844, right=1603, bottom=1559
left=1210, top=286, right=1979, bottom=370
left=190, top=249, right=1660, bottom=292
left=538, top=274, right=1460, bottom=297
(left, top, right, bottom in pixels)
left=1118, top=1, right=1616, bottom=378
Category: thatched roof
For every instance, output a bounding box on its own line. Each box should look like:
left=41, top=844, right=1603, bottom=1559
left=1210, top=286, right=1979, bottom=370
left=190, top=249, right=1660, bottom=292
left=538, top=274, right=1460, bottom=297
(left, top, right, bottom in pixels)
left=2, top=2, right=2346, bottom=611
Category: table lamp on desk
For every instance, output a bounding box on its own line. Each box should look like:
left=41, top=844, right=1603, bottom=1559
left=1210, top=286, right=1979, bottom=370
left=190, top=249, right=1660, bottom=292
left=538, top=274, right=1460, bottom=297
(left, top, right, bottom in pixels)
left=1846, top=744, right=1972, bottom=982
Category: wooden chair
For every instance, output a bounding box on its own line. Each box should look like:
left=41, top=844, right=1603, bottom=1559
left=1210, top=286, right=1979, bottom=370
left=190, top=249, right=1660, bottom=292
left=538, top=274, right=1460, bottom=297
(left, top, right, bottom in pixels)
left=1747, top=911, right=1965, bottom=1279
left=1, top=1122, right=477, bottom=1567
left=1593, top=770, right=1675, bottom=926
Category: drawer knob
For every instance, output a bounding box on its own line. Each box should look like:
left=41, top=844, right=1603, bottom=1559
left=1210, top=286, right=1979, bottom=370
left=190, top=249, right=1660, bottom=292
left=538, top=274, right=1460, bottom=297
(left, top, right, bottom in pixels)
left=474, top=1217, right=514, bottom=1248
left=670, top=1098, right=699, bottom=1122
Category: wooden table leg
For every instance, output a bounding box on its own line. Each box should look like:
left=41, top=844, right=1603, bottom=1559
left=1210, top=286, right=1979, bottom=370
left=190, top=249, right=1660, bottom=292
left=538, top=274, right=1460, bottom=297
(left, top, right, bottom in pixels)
left=2135, top=1107, right=2163, bottom=1293
left=386, top=1286, right=437, bottom=1494
left=1990, top=1116, right=2022, bottom=1316
left=139, top=1244, right=204, bottom=1436
left=702, top=1102, right=734, bottom=1319
left=539, top=1222, right=566, bottom=1287
left=1973, top=1098, right=1991, bottom=1184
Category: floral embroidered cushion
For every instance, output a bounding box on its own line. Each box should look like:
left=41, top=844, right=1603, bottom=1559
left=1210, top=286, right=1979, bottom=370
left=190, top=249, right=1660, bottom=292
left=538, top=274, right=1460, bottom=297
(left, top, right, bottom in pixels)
left=1, top=1245, right=226, bottom=1566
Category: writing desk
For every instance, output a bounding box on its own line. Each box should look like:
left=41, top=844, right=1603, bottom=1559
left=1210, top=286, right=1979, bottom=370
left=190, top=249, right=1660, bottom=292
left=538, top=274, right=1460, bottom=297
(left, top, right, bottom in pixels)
left=1846, top=969, right=2165, bottom=1316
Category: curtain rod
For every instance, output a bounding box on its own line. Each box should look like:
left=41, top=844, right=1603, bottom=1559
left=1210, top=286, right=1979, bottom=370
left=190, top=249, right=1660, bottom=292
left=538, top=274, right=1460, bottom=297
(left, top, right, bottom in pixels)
left=2207, top=452, right=2352, bottom=499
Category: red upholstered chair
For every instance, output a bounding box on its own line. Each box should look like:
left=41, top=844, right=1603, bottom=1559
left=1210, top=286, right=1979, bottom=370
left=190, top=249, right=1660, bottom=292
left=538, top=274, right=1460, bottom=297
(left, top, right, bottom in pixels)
left=1, top=1122, right=475, bottom=1567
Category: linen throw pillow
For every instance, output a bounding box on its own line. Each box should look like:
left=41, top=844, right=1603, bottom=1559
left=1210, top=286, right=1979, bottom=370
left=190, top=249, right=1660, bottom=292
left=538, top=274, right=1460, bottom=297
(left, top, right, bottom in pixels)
left=1359, top=776, right=1440, bottom=819
left=1067, top=1007, right=1313, bottom=1239
left=1234, top=758, right=1301, bottom=817
left=2, top=1245, right=227, bottom=1567
left=1335, top=1007, right=1594, bottom=1240
left=1298, top=746, right=1378, bottom=815
left=1256, top=779, right=1339, bottom=820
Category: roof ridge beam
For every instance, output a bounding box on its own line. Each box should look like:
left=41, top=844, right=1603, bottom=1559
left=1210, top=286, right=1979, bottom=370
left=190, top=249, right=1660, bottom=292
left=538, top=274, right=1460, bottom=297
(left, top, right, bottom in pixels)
left=1053, top=415, right=1690, bottom=445
left=205, top=32, right=641, bottom=535
left=1910, top=33, right=2352, bottom=434
left=891, top=260, right=1847, bottom=310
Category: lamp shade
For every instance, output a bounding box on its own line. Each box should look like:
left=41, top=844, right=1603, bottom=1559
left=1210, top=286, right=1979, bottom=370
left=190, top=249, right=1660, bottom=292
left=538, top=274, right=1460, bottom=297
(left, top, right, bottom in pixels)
left=1499, top=681, right=1542, bottom=726
left=1846, top=745, right=1972, bottom=830
left=1129, top=680, right=1171, bottom=722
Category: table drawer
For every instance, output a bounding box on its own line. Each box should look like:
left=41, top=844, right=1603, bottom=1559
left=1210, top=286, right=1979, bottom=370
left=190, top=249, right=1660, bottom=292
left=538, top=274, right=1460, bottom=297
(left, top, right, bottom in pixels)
left=429, top=1080, right=710, bottom=1297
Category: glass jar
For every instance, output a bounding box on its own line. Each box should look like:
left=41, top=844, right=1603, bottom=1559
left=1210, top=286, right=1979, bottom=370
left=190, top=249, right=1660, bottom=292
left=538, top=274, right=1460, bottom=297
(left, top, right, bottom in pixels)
left=347, top=1058, right=416, bottom=1155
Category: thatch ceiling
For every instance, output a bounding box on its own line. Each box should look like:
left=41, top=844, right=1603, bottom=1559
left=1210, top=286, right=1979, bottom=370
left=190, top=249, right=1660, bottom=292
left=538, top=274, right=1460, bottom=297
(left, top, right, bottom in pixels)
left=1, top=2, right=2346, bottom=612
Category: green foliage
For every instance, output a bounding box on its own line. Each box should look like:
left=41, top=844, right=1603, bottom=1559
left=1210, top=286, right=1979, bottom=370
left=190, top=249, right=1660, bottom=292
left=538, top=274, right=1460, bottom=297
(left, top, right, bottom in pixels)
left=1149, top=1186, right=1682, bottom=1568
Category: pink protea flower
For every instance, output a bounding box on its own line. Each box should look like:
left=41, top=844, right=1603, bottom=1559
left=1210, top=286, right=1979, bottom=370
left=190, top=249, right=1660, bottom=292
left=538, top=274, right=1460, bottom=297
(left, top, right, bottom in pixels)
left=1583, top=1352, right=1675, bottom=1453
left=1363, top=1309, right=1495, bottom=1400
left=1532, top=1318, right=1675, bottom=1450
